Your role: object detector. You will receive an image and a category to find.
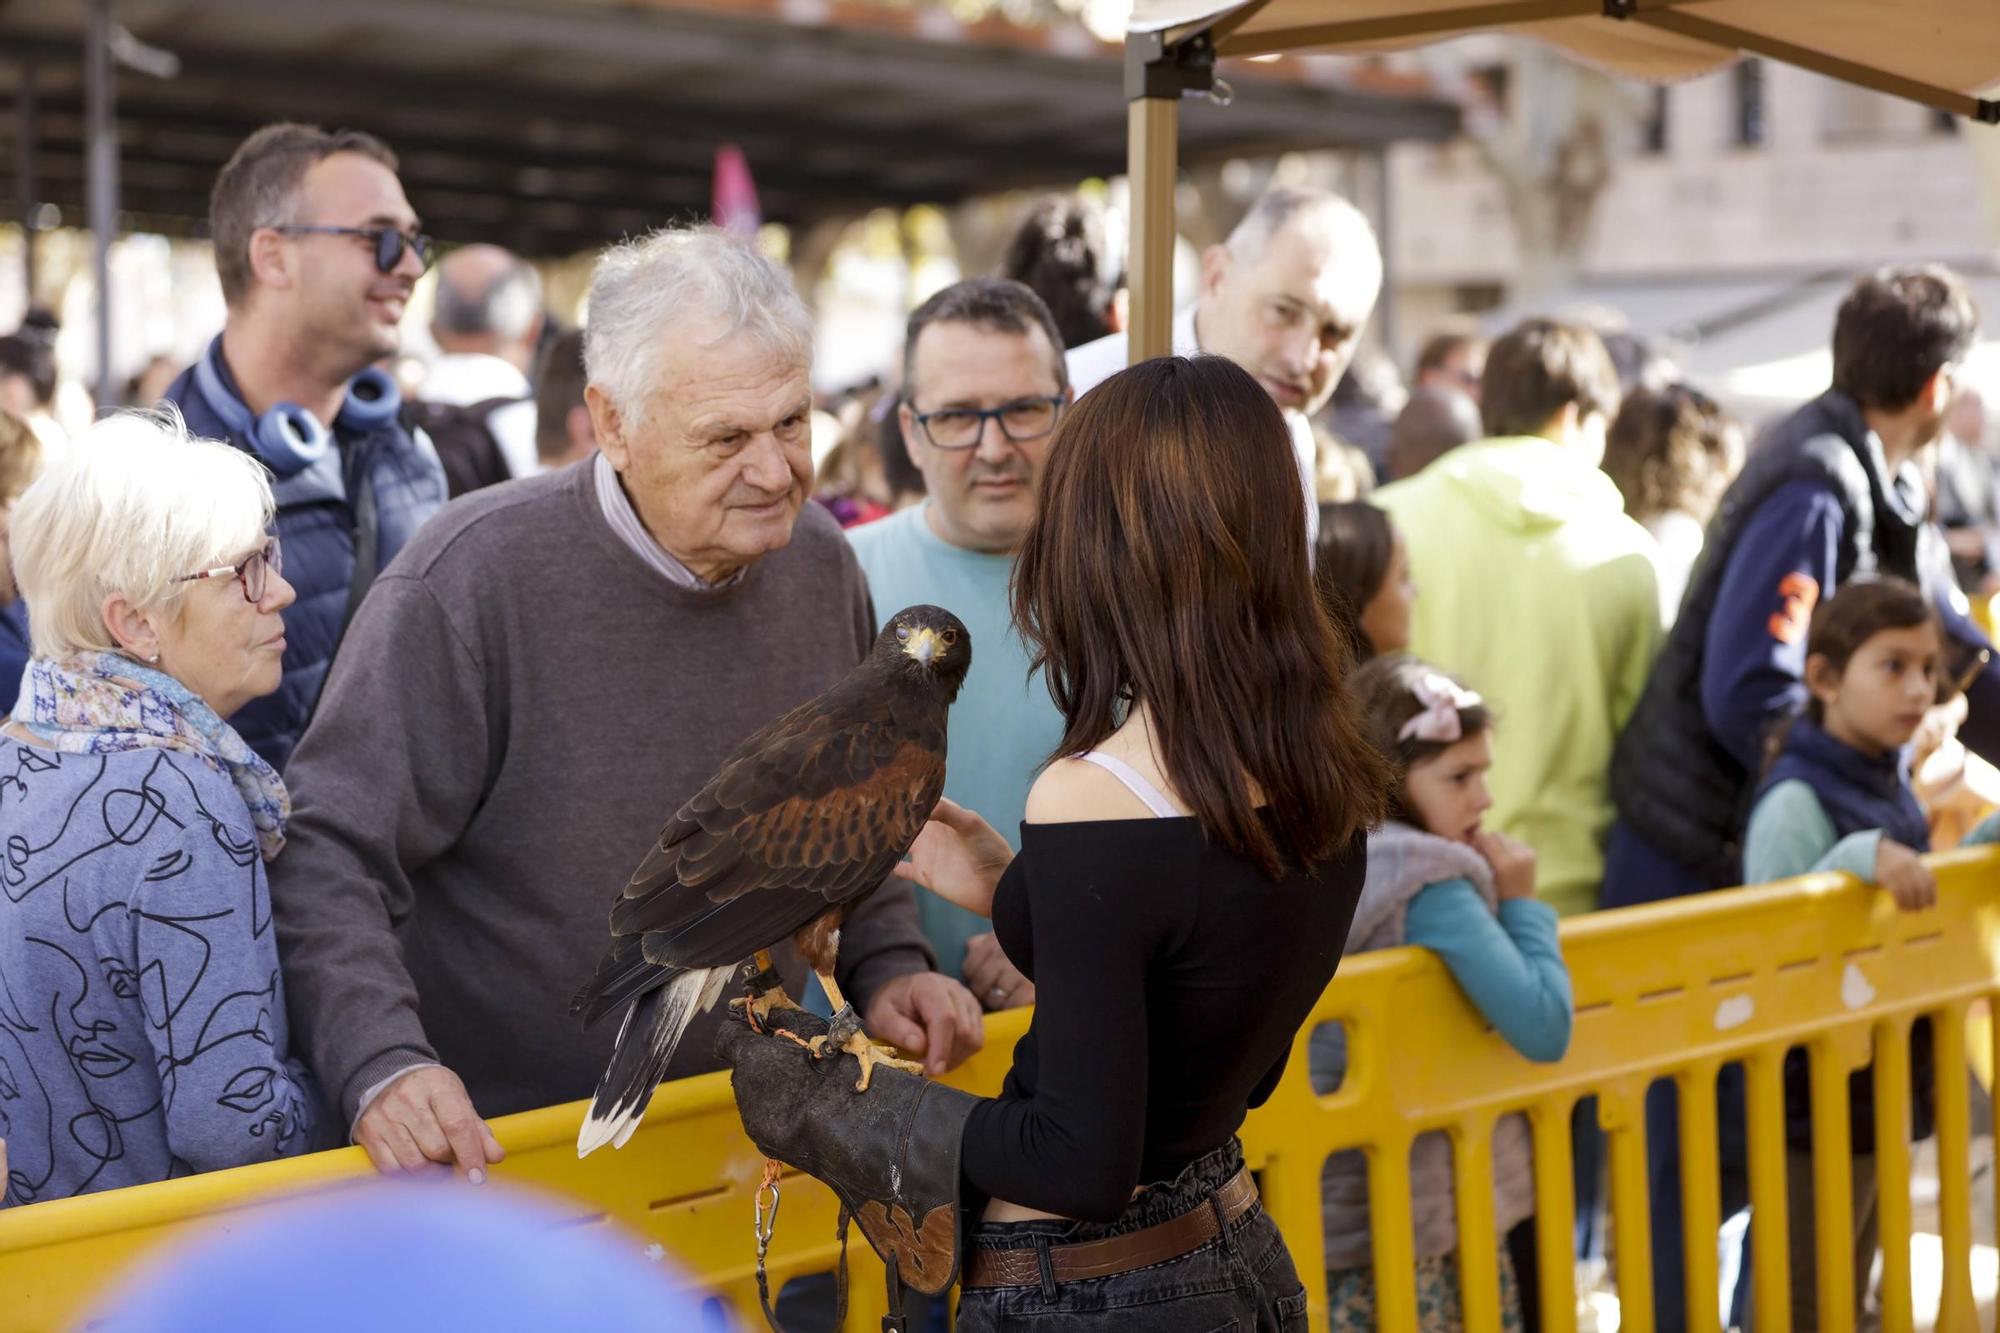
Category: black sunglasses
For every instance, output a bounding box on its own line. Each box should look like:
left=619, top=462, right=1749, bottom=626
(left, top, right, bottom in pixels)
left=271, top=225, right=436, bottom=275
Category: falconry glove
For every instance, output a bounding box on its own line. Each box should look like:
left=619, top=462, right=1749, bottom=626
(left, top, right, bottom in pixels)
left=718, top=1008, right=976, bottom=1304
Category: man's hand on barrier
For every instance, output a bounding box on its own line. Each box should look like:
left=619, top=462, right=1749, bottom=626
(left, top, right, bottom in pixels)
left=1474, top=830, right=1538, bottom=901
left=863, top=972, right=985, bottom=1075
left=1875, top=839, right=1938, bottom=913
left=354, top=1065, right=505, bottom=1181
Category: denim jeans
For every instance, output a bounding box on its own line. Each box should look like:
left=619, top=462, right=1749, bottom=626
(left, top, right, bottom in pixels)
left=956, top=1140, right=1308, bottom=1331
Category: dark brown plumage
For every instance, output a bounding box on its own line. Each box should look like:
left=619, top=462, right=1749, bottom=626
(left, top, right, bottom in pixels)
left=575, top=604, right=970, bottom=1155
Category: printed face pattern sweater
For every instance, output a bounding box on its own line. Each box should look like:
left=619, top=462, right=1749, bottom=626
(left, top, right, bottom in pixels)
left=270, top=462, right=936, bottom=1125
left=0, top=747, right=322, bottom=1206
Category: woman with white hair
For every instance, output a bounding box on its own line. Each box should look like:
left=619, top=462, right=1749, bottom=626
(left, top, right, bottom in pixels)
left=0, top=411, right=322, bottom=1208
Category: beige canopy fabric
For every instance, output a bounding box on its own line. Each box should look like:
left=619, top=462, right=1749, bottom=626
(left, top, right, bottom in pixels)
left=1129, top=0, right=2000, bottom=110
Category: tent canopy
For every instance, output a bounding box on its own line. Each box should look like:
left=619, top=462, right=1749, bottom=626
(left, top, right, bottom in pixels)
left=1119, top=0, right=2000, bottom=360
left=1131, top=0, right=2000, bottom=120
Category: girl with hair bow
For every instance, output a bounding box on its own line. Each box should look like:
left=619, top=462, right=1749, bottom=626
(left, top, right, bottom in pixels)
left=1311, top=655, right=1575, bottom=1331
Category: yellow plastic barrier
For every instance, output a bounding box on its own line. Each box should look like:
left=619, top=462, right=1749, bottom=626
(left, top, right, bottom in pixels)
left=1243, top=845, right=2000, bottom=1333
left=3, top=847, right=1998, bottom=1331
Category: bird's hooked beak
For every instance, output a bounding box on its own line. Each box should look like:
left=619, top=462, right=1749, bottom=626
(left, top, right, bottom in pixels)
left=902, top=627, right=941, bottom=667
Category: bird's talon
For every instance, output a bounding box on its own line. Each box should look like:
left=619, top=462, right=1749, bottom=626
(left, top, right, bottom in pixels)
left=730, top=986, right=801, bottom=1035
left=840, top=1031, right=924, bottom=1092
left=800, top=1030, right=921, bottom=1089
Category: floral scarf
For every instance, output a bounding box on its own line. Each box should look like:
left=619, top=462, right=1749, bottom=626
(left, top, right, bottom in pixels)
left=11, top=650, right=289, bottom=861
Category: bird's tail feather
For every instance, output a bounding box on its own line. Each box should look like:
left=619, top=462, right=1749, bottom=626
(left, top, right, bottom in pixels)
left=577, top=965, right=730, bottom=1157
left=570, top=935, right=665, bottom=1030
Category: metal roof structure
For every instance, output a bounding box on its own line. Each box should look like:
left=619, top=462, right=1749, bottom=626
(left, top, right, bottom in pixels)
left=0, top=0, right=1462, bottom=258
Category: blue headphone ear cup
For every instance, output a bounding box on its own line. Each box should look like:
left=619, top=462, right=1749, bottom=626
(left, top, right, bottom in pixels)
left=335, top=366, right=402, bottom=430
left=252, top=404, right=330, bottom=476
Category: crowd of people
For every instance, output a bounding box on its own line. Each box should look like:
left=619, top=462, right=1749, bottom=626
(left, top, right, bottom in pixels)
left=1, top=113, right=1998, bottom=1333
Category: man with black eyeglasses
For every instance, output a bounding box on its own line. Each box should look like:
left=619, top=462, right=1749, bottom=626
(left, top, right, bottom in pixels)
left=846, top=278, right=1071, bottom=1013
left=165, top=122, right=447, bottom=772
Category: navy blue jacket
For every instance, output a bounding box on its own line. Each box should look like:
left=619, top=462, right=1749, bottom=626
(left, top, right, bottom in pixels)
left=163, top=348, right=445, bottom=771
left=0, top=601, right=29, bottom=714
left=1606, top=390, right=2000, bottom=906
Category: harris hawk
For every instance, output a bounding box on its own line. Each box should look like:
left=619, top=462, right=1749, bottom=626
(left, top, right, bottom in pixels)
left=574, top=605, right=970, bottom=1156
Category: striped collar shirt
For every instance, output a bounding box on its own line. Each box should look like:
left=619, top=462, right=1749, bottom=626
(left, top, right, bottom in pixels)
left=592, top=451, right=744, bottom=591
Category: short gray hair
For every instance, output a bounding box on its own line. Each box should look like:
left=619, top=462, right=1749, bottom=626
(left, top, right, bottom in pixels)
left=434, top=249, right=543, bottom=341
left=1225, top=186, right=1376, bottom=265
left=12, top=409, right=275, bottom=659
left=584, top=227, right=812, bottom=430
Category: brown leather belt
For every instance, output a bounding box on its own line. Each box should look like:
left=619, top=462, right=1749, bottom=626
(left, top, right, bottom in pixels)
left=961, top=1168, right=1259, bottom=1290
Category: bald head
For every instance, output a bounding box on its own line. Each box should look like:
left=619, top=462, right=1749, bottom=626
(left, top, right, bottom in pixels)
left=1197, top=187, right=1382, bottom=418
left=1387, top=385, right=1482, bottom=482
left=433, top=244, right=544, bottom=370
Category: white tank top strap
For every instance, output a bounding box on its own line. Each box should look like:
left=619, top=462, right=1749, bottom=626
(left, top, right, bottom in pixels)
left=1074, top=750, right=1186, bottom=818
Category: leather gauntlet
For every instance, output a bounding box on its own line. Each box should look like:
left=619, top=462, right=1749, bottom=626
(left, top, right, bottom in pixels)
left=717, top=1008, right=976, bottom=1297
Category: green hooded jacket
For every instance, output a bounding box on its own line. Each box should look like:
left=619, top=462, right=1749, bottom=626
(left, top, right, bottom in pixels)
left=1376, top=436, right=1663, bottom=916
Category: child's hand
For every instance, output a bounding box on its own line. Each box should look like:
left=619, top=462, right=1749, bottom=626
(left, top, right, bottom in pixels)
left=1874, top=839, right=1937, bottom=912
left=1474, top=830, right=1537, bottom=901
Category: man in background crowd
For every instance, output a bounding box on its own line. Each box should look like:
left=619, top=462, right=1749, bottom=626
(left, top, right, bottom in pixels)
left=1066, top=184, right=1383, bottom=549
left=847, top=277, right=1070, bottom=1009
left=532, top=327, right=597, bottom=471
left=421, top=244, right=545, bottom=493
left=162, top=121, right=447, bottom=771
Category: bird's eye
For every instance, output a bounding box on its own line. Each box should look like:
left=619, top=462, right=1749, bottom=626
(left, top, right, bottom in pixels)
left=941, top=629, right=958, bottom=646
left=895, top=625, right=910, bottom=642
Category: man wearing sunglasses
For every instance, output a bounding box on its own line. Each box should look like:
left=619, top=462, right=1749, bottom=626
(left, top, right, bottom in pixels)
left=845, top=278, right=1071, bottom=1016
left=164, top=123, right=447, bottom=772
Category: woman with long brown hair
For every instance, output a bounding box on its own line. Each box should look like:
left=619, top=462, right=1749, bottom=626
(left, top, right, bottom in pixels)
left=722, top=355, right=1387, bottom=1331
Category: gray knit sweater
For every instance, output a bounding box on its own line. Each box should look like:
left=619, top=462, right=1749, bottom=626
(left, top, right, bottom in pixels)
left=270, top=461, right=936, bottom=1125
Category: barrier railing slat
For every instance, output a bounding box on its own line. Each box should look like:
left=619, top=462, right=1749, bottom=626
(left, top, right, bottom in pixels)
left=1747, top=1046, right=1795, bottom=1332
left=1367, top=1133, right=1423, bottom=1327
left=1873, top=1012, right=1917, bottom=1332
left=1, top=849, right=1994, bottom=1333
left=1605, top=1081, right=1657, bottom=1333
left=1810, top=1027, right=1860, bottom=1331
left=1530, top=1102, right=1580, bottom=1333
left=1935, top=1001, right=1979, bottom=1333
left=1451, top=1112, right=1502, bottom=1331
left=1677, top=1062, right=1725, bottom=1333
left=1989, top=994, right=2000, bottom=1333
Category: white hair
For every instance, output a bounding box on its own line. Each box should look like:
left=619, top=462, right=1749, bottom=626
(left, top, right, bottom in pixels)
left=1225, top=186, right=1379, bottom=265
left=11, top=408, right=275, bottom=660
left=583, top=226, right=812, bottom=431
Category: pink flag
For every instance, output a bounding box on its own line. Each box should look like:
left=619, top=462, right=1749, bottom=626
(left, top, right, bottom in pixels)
left=713, top=144, right=762, bottom=237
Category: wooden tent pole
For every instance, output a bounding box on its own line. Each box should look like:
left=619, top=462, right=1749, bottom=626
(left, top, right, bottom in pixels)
left=1127, top=93, right=1178, bottom=363
left=1123, top=29, right=1217, bottom=364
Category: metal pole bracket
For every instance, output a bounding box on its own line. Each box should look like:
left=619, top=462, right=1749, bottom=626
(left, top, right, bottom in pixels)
left=1125, top=29, right=1218, bottom=103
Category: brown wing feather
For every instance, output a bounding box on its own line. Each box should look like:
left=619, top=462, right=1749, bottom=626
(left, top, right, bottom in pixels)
left=607, top=681, right=946, bottom=970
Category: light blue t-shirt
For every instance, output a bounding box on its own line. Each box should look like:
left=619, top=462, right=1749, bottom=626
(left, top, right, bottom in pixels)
left=846, top=503, right=1067, bottom=979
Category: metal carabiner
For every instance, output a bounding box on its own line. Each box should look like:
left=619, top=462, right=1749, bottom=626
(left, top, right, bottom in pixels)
left=754, top=1165, right=782, bottom=1262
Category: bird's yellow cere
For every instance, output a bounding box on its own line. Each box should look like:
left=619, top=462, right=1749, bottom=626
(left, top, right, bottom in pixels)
left=900, top=626, right=944, bottom=665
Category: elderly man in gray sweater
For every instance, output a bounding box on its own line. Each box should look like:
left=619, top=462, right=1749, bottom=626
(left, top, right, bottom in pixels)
left=271, top=227, right=980, bottom=1179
